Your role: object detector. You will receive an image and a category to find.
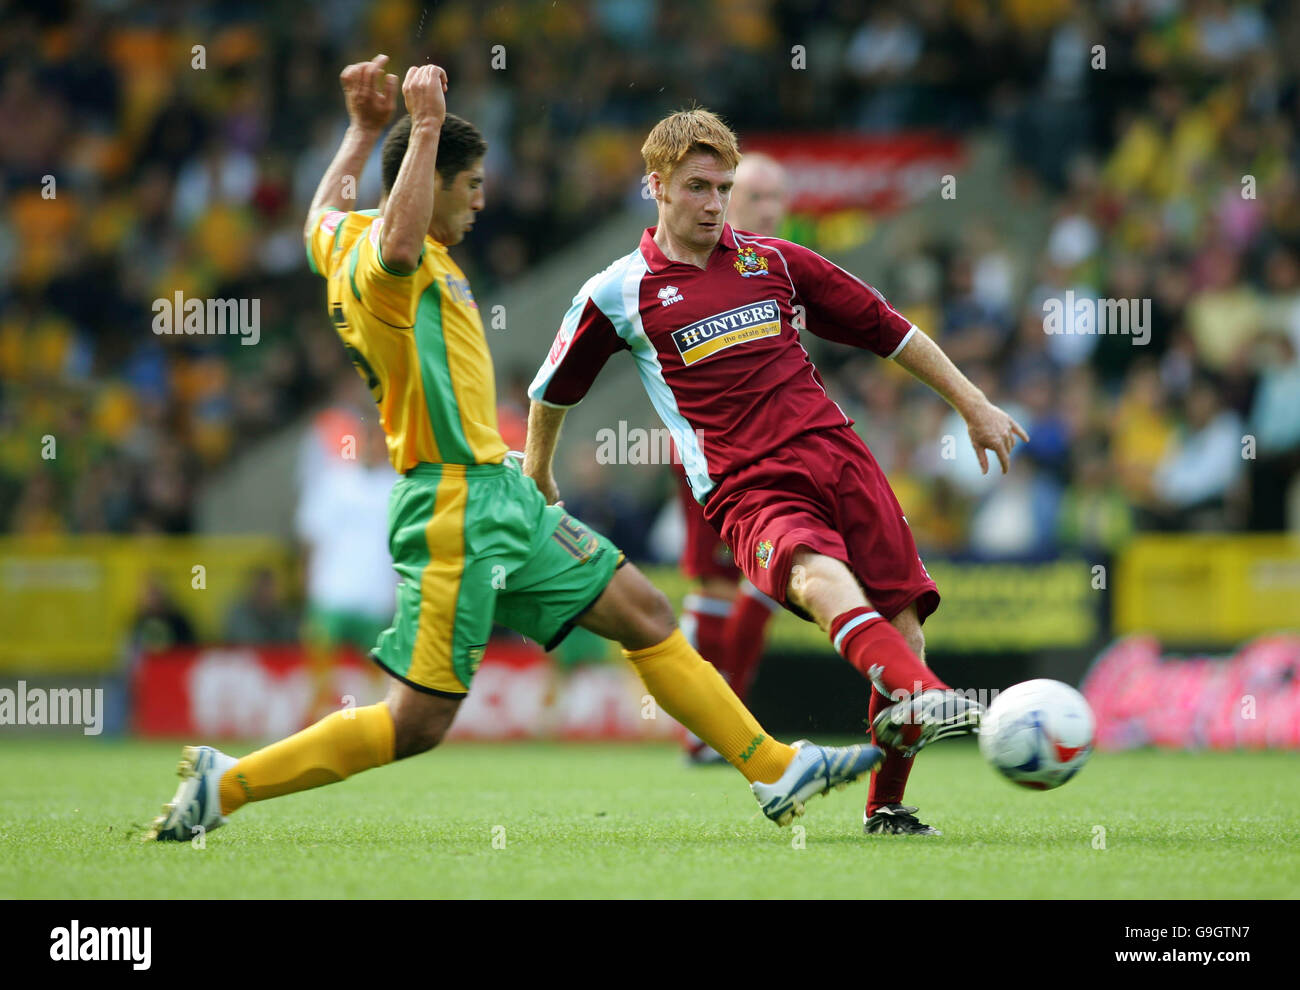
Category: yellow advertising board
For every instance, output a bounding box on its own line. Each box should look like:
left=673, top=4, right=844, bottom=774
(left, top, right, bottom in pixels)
left=0, top=536, right=292, bottom=672
left=1115, top=534, right=1300, bottom=643
left=9, top=532, right=1291, bottom=673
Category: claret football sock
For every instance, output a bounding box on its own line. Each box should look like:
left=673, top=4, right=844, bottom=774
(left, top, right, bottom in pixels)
left=624, top=629, right=796, bottom=784
left=682, top=592, right=732, bottom=676
left=830, top=606, right=947, bottom=698
left=866, top=685, right=916, bottom=814
left=719, top=587, right=777, bottom=702
left=217, top=702, right=396, bottom=815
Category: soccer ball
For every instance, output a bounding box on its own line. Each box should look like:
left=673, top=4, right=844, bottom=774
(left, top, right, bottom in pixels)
left=978, top=679, right=1094, bottom=790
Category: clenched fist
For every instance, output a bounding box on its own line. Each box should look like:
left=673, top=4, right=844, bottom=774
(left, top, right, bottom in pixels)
left=340, top=54, right=398, bottom=134
left=402, top=63, right=449, bottom=128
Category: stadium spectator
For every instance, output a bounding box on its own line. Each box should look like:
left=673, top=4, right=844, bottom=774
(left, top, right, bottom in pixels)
left=1058, top=434, right=1136, bottom=556
left=1245, top=329, right=1300, bottom=530
left=1149, top=374, right=1247, bottom=530
left=130, top=573, right=197, bottom=652
left=221, top=566, right=300, bottom=645
left=966, top=455, right=1064, bottom=562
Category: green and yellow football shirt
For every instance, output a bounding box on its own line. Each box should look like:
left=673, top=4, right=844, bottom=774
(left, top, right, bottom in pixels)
left=307, top=208, right=508, bottom=471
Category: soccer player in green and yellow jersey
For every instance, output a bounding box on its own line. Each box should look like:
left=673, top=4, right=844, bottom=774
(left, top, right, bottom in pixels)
left=144, top=55, right=883, bottom=841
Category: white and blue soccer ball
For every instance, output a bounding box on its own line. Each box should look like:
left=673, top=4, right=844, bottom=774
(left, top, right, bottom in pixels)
left=978, top=679, right=1095, bottom=790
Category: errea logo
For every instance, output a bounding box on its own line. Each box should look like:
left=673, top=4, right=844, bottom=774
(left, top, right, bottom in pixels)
left=658, top=285, right=683, bottom=307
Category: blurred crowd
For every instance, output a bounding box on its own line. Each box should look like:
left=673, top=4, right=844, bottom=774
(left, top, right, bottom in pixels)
left=2, top=0, right=1299, bottom=567
left=809, top=0, right=1300, bottom=560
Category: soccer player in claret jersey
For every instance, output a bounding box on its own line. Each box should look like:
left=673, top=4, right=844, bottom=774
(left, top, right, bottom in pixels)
left=143, top=58, right=884, bottom=842
left=525, top=109, right=1029, bottom=837
left=675, top=152, right=786, bottom=766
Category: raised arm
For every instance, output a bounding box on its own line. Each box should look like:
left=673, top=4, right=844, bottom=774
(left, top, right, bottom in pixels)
left=303, top=54, right=398, bottom=240
left=892, top=328, right=1029, bottom=475
left=523, top=401, right=568, bottom=504
left=378, top=64, right=448, bottom=273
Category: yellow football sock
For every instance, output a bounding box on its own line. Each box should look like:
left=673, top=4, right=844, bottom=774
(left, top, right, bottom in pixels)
left=624, top=629, right=795, bottom=784
left=218, top=702, right=396, bottom=815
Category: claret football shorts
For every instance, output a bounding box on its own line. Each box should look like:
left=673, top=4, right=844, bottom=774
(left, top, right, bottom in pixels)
left=371, top=460, right=622, bottom=697
left=703, top=425, right=940, bottom=624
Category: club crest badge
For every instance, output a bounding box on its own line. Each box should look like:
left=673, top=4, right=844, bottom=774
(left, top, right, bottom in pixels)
left=755, top=540, right=774, bottom=568
left=734, top=245, right=768, bottom=278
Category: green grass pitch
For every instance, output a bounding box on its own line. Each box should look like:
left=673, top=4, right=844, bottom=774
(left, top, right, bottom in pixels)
left=2, top=739, right=1297, bottom=898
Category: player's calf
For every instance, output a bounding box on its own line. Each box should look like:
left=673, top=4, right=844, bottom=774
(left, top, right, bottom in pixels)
left=145, top=700, right=404, bottom=841
left=789, top=555, right=946, bottom=704
left=385, top=681, right=461, bottom=759
left=578, top=564, right=799, bottom=784
left=889, top=601, right=926, bottom=663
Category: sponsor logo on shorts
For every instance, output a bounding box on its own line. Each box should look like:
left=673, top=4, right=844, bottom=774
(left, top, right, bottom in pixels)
left=672, top=301, right=781, bottom=366
left=755, top=540, right=774, bottom=569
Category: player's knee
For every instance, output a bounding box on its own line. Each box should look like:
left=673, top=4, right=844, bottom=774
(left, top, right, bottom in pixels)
left=393, top=713, right=449, bottom=759
left=386, top=690, right=458, bottom=759
left=788, top=558, right=856, bottom=626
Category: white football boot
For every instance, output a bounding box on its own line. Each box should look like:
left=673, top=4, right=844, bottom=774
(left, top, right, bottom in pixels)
left=751, top=739, right=884, bottom=827
left=144, top=745, right=237, bottom=842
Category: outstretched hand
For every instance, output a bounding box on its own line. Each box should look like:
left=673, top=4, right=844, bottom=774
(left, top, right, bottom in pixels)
left=965, top=399, right=1030, bottom=474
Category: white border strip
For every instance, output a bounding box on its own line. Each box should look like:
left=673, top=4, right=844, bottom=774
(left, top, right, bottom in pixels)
left=832, top=610, right=882, bottom=653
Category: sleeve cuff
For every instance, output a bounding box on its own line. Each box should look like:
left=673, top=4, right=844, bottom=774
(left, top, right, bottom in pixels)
left=528, top=395, right=578, bottom=409
left=887, top=324, right=919, bottom=360
left=377, top=240, right=423, bottom=277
